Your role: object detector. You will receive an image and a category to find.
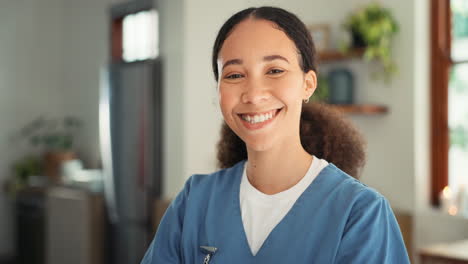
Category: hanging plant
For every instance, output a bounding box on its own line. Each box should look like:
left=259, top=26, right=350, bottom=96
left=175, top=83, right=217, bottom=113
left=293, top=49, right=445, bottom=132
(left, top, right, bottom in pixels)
left=342, top=2, right=399, bottom=81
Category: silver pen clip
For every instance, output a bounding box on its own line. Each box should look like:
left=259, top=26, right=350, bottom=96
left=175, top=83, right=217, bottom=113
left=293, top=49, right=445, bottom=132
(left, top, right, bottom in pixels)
left=200, top=246, right=217, bottom=264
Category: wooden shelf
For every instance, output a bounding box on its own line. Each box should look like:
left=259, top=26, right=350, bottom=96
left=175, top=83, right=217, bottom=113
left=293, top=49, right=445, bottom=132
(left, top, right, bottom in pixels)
left=328, top=104, right=389, bottom=115
left=318, top=49, right=364, bottom=63
left=313, top=50, right=387, bottom=116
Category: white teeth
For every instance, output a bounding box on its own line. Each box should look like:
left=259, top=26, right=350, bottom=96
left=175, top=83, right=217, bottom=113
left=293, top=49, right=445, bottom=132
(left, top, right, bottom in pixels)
left=240, top=109, right=279, bottom=124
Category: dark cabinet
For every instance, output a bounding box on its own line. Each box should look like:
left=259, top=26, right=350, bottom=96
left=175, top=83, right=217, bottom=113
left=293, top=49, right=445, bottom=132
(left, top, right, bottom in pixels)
left=15, top=189, right=46, bottom=264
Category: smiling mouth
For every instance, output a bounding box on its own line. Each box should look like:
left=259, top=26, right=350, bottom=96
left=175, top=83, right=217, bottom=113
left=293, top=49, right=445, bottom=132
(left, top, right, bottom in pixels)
left=237, top=108, right=283, bottom=124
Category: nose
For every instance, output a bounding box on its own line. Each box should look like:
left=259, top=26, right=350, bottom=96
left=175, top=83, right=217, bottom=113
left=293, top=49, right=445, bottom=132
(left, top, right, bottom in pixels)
left=241, top=78, right=270, bottom=104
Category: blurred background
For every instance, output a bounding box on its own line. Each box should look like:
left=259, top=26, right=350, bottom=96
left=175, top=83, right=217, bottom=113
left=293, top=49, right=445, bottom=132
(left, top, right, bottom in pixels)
left=0, top=0, right=467, bottom=263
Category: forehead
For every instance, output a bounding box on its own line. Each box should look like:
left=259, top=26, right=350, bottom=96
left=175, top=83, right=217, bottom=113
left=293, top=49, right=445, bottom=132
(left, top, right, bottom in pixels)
left=218, top=18, right=300, bottom=64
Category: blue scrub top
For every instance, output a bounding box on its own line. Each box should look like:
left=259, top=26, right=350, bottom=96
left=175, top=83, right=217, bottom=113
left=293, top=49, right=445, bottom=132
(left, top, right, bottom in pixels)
left=141, top=161, right=410, bottom=263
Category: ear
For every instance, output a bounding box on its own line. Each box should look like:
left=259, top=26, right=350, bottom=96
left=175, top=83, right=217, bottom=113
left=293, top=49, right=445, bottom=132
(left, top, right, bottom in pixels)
left=303, top=70, right=317, bottom=100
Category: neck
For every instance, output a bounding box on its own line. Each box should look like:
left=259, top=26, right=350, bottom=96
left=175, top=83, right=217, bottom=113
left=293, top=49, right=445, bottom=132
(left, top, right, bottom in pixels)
left=246, top=138, right=313, bottom=195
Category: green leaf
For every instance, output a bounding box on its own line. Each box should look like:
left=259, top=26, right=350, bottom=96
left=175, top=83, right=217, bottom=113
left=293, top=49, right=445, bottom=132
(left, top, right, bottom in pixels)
left=343, top=2, right=399, bottom=80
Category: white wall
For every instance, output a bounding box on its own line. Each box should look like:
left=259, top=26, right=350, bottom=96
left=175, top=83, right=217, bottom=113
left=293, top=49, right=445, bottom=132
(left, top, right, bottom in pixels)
left=158, top=0, right=187, bottom=200
left=61, top=0, right=118, bottom=168
left=0, top=0, right=67, bottom=256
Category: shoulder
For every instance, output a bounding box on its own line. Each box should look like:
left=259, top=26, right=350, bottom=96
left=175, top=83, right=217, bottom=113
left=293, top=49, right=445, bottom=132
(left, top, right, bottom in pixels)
left=321, top=163, right=387, bottom=213
left=320, top=164, right=400, bottom=239
left=327, top=163, right=383, bottom=198
left=328, top=165, right=410, bottom=263
left=181, top=160, right=245, bottom=197
left=169, top=160, right=245, bottom=221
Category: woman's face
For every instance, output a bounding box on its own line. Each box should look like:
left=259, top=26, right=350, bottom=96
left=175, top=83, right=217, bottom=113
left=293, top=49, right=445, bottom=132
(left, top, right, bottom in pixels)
left=217, top=18, right=316, bottom=152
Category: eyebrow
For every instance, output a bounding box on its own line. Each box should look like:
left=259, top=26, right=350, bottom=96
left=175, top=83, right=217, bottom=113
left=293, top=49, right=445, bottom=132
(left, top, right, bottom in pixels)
left=263, top=55, right=289, bottom=63
left=221, top=54, right=290, bottom=70
left=222, top=58, right=242, bottom=70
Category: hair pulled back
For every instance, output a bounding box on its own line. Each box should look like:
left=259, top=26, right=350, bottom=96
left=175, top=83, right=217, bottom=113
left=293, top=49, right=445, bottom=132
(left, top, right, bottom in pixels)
left=212, top=6, right=316, bottom=80
left=213, top=7, right=366, bottom=178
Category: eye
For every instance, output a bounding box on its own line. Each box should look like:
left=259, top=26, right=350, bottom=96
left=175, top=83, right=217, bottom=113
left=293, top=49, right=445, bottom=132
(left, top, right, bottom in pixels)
left=225, top=73, right=244, bottom=79
left=267, top=69, right=284, bottom=75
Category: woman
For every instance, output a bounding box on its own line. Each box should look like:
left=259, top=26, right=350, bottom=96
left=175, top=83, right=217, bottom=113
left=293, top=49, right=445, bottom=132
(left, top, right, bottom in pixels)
left=141, top=6, right=410, bottom=263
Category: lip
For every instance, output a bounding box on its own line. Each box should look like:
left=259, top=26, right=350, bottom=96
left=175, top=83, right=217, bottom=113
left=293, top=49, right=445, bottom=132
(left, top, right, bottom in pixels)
left=237, top=108, right=282, bottom=130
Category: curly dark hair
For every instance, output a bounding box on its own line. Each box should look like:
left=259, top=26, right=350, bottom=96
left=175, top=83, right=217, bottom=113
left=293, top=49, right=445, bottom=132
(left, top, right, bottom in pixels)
left=213, top=7, right=367, bottom=178
left=217, top=103, right=367, bottom=178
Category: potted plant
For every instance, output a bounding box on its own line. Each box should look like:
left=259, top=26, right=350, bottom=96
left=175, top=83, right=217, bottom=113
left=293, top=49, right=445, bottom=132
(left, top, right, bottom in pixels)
left=3, top=156, right=43, bottom=197
left=342, top=2, right=399, bottom=80
left=18, top=116, right=82, bottom=183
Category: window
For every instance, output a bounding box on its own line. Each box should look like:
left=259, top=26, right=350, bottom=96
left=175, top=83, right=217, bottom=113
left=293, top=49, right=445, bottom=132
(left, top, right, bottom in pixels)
left=111, top=9, right=159, bottom=63
left=122, top=9, right=159, bottom=62
left=431, top=0, right=468, bottom=205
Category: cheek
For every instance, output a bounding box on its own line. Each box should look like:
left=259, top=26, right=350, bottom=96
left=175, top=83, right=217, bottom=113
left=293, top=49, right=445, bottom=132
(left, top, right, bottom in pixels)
left=270, top=76, right=304, bottom=103
left=218, top=87, right=238, bottom=118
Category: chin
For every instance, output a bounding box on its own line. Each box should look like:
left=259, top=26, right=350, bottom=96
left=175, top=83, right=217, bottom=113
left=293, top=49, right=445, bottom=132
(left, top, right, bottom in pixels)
left=244, top=138, right=275, bottom=153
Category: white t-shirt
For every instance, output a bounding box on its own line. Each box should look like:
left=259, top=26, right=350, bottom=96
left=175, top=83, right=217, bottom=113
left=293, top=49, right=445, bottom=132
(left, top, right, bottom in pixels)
left=239, top=156, right=329, bottom=256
